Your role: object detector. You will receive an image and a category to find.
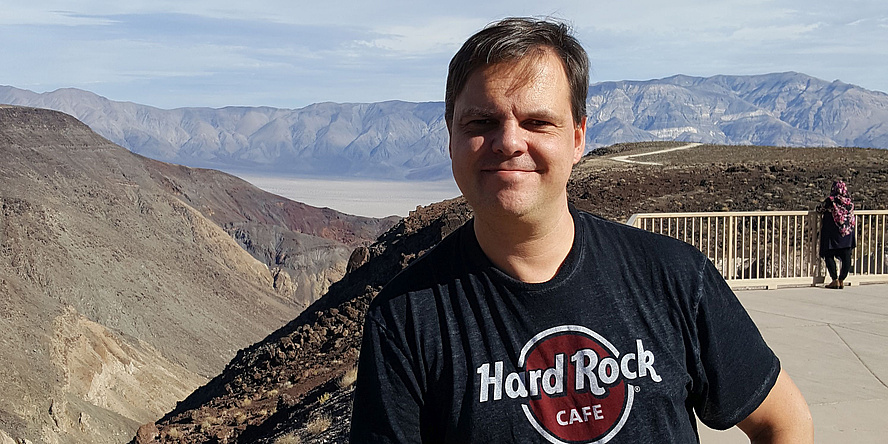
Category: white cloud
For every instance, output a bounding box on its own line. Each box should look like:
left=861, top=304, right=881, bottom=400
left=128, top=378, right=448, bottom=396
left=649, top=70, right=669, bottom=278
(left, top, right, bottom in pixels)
left=0, top=8, right=111, bottom=26
left=727, top=22, right=824, bottom=42
left=353, top=18, right=485, bottom=54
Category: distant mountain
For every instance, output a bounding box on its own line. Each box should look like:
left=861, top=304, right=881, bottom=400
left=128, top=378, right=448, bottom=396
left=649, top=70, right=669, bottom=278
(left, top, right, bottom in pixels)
left=0, top=105, right=393, bottom=444
left=586, top=73, right=888, bottom=149
left=0, top=87, right=451, bottom=180
left=2, top=73, right=887, bottom=180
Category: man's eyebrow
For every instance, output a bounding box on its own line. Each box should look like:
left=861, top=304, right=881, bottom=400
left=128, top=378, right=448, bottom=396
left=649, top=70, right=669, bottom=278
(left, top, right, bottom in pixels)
left=525, top=109, right=560, bottom=121
left=456, top=107, right=497, bottom=119
left=455, top=106, right=565, bottom=124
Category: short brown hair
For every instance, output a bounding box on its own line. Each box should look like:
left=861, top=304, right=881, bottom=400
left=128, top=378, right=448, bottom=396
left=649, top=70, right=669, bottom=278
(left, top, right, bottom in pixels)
left=445, top=17, right=589, bottom=127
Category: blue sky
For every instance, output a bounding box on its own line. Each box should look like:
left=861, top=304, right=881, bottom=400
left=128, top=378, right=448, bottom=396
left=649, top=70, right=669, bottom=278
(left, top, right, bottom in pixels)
left=3, top=0, right=886, bottom=109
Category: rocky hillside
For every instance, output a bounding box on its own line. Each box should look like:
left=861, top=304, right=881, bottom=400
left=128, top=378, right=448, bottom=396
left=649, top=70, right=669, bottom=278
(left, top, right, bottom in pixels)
left=3, top=72, right=887, bottom=180
left=0, top=106, right=393, bottom=444
left=134, top=142, right=888, bottom=443
left=569, top=141, right=888, bottom=220
left=137, top=159, right=398, bottom=310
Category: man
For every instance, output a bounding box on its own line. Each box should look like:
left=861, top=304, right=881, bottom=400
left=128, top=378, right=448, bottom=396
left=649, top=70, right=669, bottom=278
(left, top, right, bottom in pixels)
left=351, top=17, right=813, bottom=443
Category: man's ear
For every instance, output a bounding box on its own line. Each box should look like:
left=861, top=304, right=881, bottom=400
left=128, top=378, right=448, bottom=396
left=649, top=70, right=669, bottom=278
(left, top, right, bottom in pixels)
left=446, top=120, right=453, bottom=159
left=573, top=117, right=587, bottom=164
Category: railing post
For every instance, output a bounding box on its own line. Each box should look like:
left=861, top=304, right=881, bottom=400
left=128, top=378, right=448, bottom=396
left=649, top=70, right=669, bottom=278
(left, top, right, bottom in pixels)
left=728, top=215, right=735, bottom=280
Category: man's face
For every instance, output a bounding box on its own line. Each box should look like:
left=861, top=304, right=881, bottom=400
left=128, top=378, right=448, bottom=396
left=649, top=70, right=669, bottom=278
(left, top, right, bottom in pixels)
left=448, top=49, right=586, bottom=221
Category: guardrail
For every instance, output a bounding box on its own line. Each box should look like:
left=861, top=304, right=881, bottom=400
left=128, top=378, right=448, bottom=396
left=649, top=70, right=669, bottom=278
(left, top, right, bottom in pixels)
left=626, top=210, right=888, bottom=289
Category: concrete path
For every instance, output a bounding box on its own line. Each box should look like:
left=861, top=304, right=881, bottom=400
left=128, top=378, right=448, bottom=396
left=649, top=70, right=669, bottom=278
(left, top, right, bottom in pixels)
left=610, top=142, right=703, bottom=165
left=698, top=283, right=888, bottom=443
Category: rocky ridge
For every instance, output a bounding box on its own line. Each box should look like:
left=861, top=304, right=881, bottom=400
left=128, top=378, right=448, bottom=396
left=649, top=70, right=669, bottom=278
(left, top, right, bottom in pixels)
left=135, top=142, right=888, bottom=443
left=0, top=106, right=393, bottom=444
left=133, top=197, right=472, bottom=443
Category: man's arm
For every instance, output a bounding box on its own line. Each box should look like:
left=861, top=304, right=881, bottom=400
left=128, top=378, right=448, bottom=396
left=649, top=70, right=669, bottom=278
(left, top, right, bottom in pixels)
left=737, top=369, right=813, bottom=443
left=350, top=312, right=424, bottom=443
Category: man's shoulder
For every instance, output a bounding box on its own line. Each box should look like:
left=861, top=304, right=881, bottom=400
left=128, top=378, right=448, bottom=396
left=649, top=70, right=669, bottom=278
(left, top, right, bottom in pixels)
left=575, top=209, right=704, bottom=260
left=369, top=221, right=472, bottom=312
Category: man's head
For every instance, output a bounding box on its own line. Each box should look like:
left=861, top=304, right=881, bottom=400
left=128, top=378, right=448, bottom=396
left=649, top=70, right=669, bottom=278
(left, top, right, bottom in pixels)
left=446, top=18, right=588, bottom=222
left=445, top=17, right=589, bottom=129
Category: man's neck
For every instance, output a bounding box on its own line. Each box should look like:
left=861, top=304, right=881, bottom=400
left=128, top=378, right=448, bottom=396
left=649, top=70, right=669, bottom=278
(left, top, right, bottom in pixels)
left=473, top=202, right=576, bottom=283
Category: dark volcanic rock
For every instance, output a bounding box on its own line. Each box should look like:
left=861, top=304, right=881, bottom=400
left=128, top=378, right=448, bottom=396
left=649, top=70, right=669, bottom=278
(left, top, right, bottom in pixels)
left=570, top=144, right=888, bottom=219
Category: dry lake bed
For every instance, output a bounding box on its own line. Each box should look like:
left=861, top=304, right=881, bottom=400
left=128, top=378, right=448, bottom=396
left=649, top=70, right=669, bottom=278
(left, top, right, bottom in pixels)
left=231, top=172, right=462, bottom=218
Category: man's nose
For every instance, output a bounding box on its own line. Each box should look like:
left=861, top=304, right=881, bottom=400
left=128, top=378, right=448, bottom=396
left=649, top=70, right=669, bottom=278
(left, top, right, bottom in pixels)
left=492, top=121, right=526, bottom=157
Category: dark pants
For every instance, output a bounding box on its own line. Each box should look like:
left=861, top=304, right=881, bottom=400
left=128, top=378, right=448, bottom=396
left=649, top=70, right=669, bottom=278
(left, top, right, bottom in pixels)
left=823, top=248, right=853, bottom=280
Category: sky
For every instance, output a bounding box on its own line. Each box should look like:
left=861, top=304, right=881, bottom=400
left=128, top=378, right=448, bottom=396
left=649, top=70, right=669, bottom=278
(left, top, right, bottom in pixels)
left=2, top=0, right=886, bottom=110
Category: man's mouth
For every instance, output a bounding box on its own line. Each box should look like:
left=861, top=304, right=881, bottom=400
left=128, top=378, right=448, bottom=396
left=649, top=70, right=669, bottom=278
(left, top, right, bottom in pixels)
left=481, top=164, right=538, bottom=173
left=484, top=168, right=535, bottom=172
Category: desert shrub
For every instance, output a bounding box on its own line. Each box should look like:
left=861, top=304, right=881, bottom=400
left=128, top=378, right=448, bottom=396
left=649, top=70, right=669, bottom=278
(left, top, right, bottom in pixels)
left=318, top=392, right=332, bottom=404
left=305, top=414, right=332, bottom=435
left=274, top=432, right=301, bottom=444
left=199, top=416, right=221, bottom=430
left=338, top=366, right=358, bottom=388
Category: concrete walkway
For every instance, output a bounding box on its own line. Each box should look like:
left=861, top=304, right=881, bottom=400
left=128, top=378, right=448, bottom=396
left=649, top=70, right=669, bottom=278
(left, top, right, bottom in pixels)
left=698, top=283, right=888, bottom=443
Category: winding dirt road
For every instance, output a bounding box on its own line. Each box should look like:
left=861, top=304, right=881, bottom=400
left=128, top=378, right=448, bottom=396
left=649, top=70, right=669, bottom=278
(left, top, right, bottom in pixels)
left=610, top=142, right=703, bottom=165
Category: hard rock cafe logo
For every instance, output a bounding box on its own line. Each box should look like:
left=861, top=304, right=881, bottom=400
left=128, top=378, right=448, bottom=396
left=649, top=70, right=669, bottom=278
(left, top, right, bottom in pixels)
left=475, top=325, right=662, bottom=443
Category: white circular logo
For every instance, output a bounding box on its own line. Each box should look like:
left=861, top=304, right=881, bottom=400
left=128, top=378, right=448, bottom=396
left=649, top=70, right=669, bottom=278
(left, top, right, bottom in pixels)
left=517, top=325, right=635, bottom=444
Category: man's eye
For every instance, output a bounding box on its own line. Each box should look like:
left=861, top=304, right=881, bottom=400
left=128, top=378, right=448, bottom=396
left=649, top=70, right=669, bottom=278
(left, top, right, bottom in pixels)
left=528, top=120, right=553, bottom=127
left=463, top=119, right=495, bottom=131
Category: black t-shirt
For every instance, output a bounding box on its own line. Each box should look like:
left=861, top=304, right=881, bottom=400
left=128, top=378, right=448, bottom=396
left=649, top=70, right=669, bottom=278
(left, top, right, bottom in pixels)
left=350, top=209, right=779, bottom=443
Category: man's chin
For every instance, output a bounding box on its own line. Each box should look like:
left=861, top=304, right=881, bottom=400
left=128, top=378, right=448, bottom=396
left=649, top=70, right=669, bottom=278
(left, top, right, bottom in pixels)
left=470, top=191, right=537, bottom=219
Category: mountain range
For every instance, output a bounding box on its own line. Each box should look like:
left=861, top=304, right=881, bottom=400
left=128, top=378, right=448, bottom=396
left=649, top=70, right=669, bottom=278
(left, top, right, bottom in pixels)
left=2, top=72, right=887, bottom=180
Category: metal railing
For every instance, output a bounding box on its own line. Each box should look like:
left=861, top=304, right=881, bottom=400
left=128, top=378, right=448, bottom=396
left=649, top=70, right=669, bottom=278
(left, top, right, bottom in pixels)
left=626, top=210, right=888, bottom=288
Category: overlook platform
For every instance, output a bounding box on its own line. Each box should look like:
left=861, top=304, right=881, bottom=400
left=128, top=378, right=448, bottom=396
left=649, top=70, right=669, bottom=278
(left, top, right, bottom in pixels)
left=698, top=283, right=888, bottom=443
